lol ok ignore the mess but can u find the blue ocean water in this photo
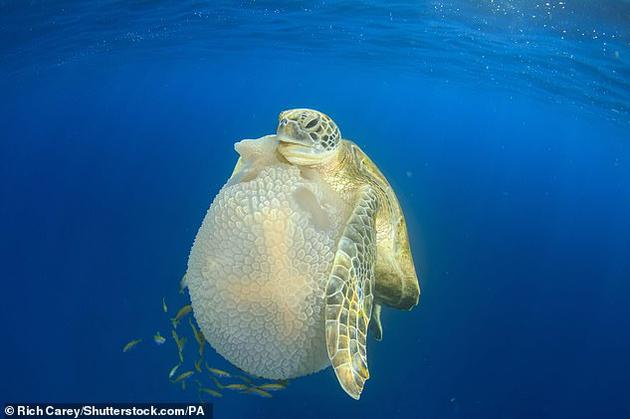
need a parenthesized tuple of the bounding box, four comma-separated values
(1, 1, 629, 418)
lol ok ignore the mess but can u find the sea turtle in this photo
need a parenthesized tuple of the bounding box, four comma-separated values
(186, 109, 420, 400)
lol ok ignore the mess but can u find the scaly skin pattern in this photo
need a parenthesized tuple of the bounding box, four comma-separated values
(306, 140, 420, 310)
(324, 185, 378, 399)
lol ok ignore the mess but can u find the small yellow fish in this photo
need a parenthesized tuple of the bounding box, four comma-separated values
(199, 387, 223, 398)
(173, 370, 194, 383)
(122, 339, 142, 352)
(209, 376, 224, 389)
(171, 329, 187, 362)
(179, 274, 187, 294)
(168, 363, 181, 380)
(153, 331, 166, 345)
(246, 387, 273, 398)
(257, 383, 287, 391)
(162, 297, 168, 313)
(189, 319, 206, 357)
(206, 365, 231, 378)
(224, 384, 248, 390)
(194, 358, 203, 373)
(171, 304, 192, 328)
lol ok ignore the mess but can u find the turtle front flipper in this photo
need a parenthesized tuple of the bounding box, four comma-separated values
(325, 185, 379, 400)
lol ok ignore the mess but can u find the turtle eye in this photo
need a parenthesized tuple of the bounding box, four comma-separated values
(279, 118, 288, 127)
(305, 118, 319, 129)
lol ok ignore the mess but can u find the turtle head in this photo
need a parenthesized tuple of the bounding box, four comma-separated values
(276, 108, 341, 166)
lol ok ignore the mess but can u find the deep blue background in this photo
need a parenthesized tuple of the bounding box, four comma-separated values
(1, 1, 629, 418)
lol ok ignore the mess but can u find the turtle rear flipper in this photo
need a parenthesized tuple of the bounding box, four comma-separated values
(325, 185, 379, 400)
(369, 304, 383, 341)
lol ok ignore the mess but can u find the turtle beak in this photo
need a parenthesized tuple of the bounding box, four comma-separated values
(276, 119, 327, 166)
(276, 119, 310, 146)
(277, 135, 308, 146)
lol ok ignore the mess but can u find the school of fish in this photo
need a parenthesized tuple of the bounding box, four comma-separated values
(122, 283, 289, 401)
